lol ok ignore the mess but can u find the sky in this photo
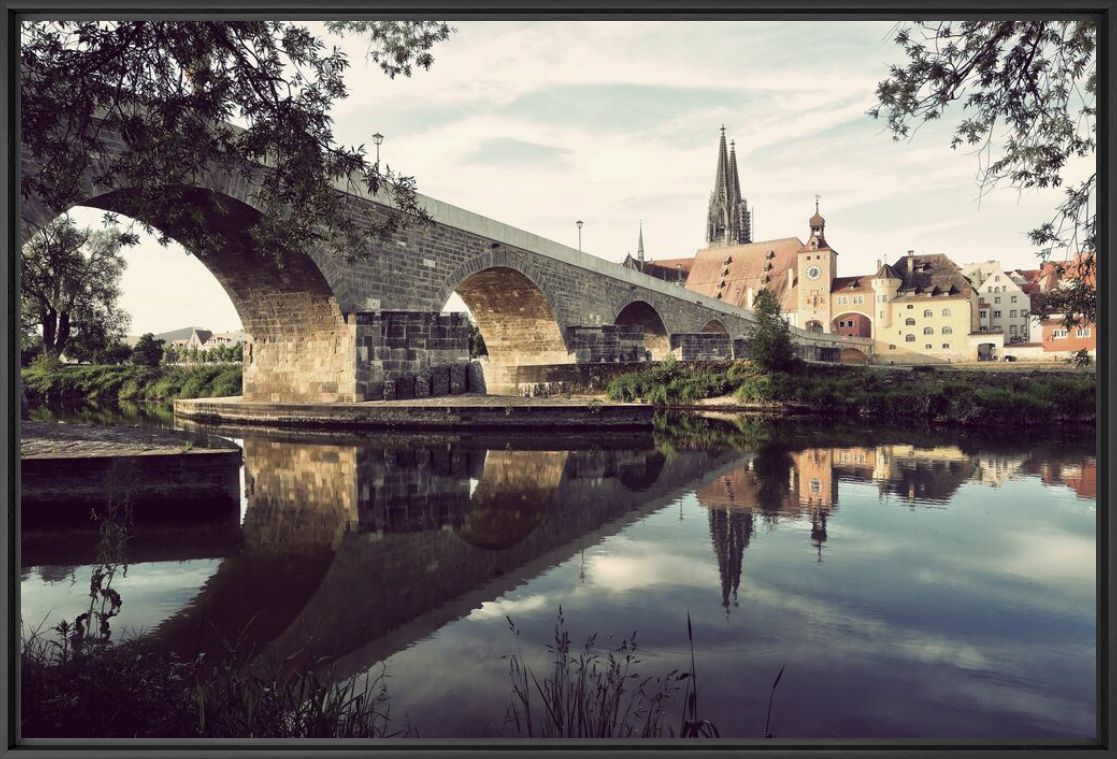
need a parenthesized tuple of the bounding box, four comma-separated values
(65, 20, 1095, 336)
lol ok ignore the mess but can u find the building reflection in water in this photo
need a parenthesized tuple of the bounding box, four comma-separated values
(697, 439, 1097, 616)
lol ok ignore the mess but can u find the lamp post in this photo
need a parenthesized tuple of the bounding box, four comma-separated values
(372, 132, 384, 168)
(576, 220, 583, 251)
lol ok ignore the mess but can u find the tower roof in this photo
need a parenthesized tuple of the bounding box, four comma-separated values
(728, 139, 742, 206)
(809, 195, 825, 228)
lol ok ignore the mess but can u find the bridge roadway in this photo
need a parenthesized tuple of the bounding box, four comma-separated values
(21, 122, 870, 402)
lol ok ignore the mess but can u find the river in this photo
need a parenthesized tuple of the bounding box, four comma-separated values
(19, 401, 1096, 739)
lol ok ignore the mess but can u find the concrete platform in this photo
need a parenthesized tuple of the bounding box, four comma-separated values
(174, 393, 656, 430)
(21, 422, 243, 528)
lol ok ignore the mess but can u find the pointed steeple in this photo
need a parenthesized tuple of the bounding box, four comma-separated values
(713, 125, 729, 199)
(637, 220, 645, 269)
(728, 140, 741, 205)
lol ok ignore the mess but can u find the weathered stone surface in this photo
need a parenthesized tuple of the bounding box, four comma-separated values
(670, 333, 733, 361)
(395, 374, 416, 400)
(414, 371, 432, 398)
(382, 379, 397, 401)
(467, 361, 487, 394)
(449, 363, 467, 394)
(431, 365, 451, 396)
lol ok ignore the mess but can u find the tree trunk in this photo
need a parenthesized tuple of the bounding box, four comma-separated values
(56, 310, 72, 356)
(42, 308, 58, 354)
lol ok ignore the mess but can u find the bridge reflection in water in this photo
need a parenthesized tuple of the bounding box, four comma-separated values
(20, 416, 1097, 738)
(151, 429, 746, 675)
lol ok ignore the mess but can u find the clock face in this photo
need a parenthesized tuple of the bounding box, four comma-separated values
(807, 265, 822, 281)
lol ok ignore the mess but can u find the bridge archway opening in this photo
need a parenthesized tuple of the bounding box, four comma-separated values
(832, 312, 872, 339)
(702, 319, 728, 334)
(25, 187, 352, 402)
(804, 320, 825, 334)
(449, 267, 570, 393)
(839, 347, 870, 365)
(615, 300, 670, 360)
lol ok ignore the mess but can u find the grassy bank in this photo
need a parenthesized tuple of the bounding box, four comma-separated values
(607, 359, 1095, 426)
(22, 363, 242, 404)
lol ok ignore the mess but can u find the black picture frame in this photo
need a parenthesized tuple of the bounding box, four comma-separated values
(2, 1, 1113, 756)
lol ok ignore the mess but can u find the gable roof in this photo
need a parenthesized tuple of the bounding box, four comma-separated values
(685, 237, 804, 309)
(890, 253, 975, 299)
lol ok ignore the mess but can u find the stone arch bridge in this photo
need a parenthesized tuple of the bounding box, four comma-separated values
(20, 123, 869, 402)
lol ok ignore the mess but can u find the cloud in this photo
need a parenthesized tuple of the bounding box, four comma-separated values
(464, 137, 571, 167)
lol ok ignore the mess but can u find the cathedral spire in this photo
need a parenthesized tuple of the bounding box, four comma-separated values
(707, 127, 751, 246)
(637, 220, 645, 268)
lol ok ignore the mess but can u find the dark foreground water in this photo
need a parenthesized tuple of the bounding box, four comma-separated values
(20, 404, 1096, 740)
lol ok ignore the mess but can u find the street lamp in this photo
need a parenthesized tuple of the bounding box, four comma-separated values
(576, 220, 583, 251)
(372, 132, 384, 167)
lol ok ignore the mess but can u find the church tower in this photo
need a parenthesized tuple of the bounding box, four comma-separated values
(795, 197, 837, 332)
(637, 221, 645, 270)
(706, 127, 752, 247)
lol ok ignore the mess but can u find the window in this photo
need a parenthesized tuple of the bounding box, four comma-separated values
(1053, 329, 1068, 339)
(979, 310, 988, 319)
(905, 317, 916, 326)
(889, 344, 897, 350)
(853, 295, 865, 304)
(906, 304, 914, 310)
(1010, 325, 1018, 334)
(942, 343, 950, 349)
(942, 326, 953, 335)
(838, 296, 848, 305)
(942, 308, 951, 316)
(1009, 310, 1017, 318)
(1011, 295, 1018, 303)
(809, 479, 822, 494)
(1077, 327, 1092, 338)
(923, 326, 933, 335)
(877, 295, 888, 302)
(994, 296, 1001, 304)
(993, 310, 1002, 318)
(905, 334, 916, 343)
(925, 344, 933, 350)
(994, 275, 1000, 282)
(923, 309, 933, 317)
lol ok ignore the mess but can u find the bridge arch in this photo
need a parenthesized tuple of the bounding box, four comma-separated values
(614, 299, 670, 360)
(439, 254, 571, 393)
(831, 311, 873, 339)
(702, 319, 729, 334)
(21, 175, 354, 403)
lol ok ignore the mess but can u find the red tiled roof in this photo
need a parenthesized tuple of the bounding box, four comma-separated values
(685, 237, 805, 310)
(831, 275, 872, 293)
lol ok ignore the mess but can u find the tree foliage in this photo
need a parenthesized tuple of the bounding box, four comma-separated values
(747, 289, 797, 372)
(131, 333, 165, 367)
(21, 21, 452, 263)
(21, 215, 131, 359)
(870, 21, 1096, 327)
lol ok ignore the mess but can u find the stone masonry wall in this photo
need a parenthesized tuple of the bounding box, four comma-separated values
(670, 333, 733, 361)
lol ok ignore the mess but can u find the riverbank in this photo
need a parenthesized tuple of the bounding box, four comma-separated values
(606, 360, 1096, 427)
(21, 363, 241, 404)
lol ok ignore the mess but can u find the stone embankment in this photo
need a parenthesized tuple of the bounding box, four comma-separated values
(174, 393, 655, 430)
(21, 422, 242, 527)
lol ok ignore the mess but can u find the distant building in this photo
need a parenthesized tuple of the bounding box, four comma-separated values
(961, 261, 1032, 343)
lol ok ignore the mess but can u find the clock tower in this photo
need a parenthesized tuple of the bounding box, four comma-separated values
(795, 197, 837, 332)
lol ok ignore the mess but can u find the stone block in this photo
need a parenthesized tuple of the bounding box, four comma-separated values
(414, 371, 432, 398)
(382, 379, 397, 401)
(395, 374, 416, 400)
(467, 361, 487, 394)
(431, 365, 451, 396)
(449, 363, 467, 394)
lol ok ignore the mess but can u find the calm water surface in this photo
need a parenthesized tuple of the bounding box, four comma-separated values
(21, 404, 1096, 739)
